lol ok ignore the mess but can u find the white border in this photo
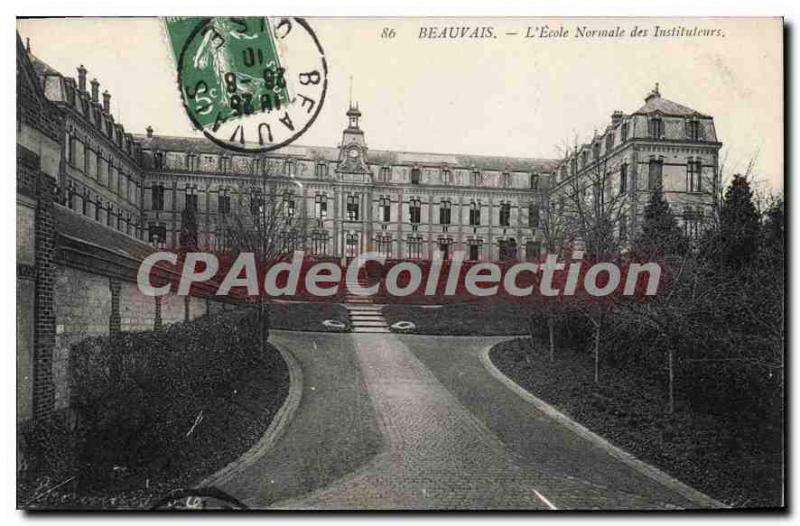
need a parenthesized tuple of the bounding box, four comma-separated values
(4, 2, 794, 525)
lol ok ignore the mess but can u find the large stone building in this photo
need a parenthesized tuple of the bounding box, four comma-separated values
(17, 38, 719, 422)
(550, 84, 721, 250)
(138, 103, 558, 262)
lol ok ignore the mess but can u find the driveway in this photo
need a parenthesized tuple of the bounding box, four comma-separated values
(219, 331, 700, 510)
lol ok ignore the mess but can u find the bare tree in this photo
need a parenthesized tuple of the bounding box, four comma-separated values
(221, 157, 311, 346)
(555, 138, 631, 384)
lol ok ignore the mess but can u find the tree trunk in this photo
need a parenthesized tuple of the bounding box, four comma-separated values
(593, 325, 601, 385)
(548, 315, 556, 363)
(667, 347, 675, 414)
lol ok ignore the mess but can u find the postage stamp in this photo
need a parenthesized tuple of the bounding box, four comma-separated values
(165, 16, 327, 152)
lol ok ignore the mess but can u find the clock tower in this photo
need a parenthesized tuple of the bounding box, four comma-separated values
(337, 102, 370, 176)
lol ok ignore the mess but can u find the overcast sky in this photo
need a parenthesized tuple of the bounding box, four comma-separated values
(17, 17, 783, 192)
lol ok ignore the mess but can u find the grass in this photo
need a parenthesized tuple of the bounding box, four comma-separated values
(489, 337, 784, 508)
(269, 302, 350, 332)
(382, 303, 533, 335)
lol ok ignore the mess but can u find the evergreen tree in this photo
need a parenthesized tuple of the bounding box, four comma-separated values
(179, 205, 198, 252)
(714, 174, 761, 270)
(633, 187, 687, 257)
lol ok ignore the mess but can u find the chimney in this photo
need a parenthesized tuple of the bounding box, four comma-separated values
(645, 82, 661, 103)
(77, 65, 87, 92)
(146, 125, 154, 138)
(102, 90, 111, 112)
(90, 78, 99, 103)
(611, 110, 623, 127)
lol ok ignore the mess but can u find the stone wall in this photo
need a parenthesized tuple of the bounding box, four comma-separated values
(52, 265, 212, 411)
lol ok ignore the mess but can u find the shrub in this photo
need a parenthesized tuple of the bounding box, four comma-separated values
(66, 310, 266, 491)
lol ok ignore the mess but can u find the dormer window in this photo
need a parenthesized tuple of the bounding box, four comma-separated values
(605, 133, 614, 153)
(621, 121, 629, 142)
(471, 169, 481, 186)
(411, 167, 421, 185)
(502, 172, 510, 188)
(593, 142, 600, 160)
(530, 173, 539, 191)
(687, 119, 701, 141)
(442, 167, 451, 185)
(649, 117, 663, 139)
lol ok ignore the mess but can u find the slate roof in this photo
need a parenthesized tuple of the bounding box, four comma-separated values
(54, 206, 155, 262)
(634, 95, 708, 118)
(137, 134, 560, 173)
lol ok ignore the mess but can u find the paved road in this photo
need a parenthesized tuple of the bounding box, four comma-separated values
(219, 331, 699, 510)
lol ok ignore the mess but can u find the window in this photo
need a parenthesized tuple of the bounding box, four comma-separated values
(283, 192, 296, 218)
(605, 133, 614, 153)
(687, 119, 701, 141)
(469, 202, 481, 226)
(471, 169, 481, 186)
(379, 196, 391, 222)
(530, 173, 539, 191)
(593, 142, 600, 160)
(581, 151, 588, 167)
(687, 160, 702, 192)
(152, 184, 164, 211)
(648, 159, 663, 190)
(498, 238, 518, 261)
(619, 163, 628, 194)
(376, 234, 392, 258)
(439, 200, 452, 225)
(502, 172, 510, 188)
(407, 235, 423, 259)
(442, 167, 451, 185)
(438, 237, 453, 260)
(315, 194, 328, 219)
(218, 194, 230, 215)
(281, 230, 297, 253)
(528, 203, 539, 228)
(346, 194, 359, 221)
(220, 156, 231, 173)
(185, 193, 198, 211)
(148, 223, 167, 244)
(649, 117, 663, 139)
(499, 202, 511, 227)
(315, 162, 328, 178)
(411, 167, 421, 185)
(345, 233, 359, 258)
(621, 122, 629, 142)
(311, 231, 329, 255)
(285, 159, 296, 177)
(467, 239, 482, 261)
(380, 166, 391, 182)
(250, 194, 264, 217)
(409, 198, 421, 224)
(684, 209, 703, 240)
(525, 240, 541, 261)
(154, 152, 164, 169)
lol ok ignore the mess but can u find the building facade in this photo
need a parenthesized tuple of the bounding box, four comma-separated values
(550, 84, 721, 249)
(138, 104, 558, 263)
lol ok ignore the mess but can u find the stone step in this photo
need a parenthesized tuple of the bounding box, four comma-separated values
(349, 315, 385, 321)
(349, 321, 389, 327)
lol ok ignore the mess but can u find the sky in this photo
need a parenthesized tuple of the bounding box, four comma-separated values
(17, 17, 784, 192)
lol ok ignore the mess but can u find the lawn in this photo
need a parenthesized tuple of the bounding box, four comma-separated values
(489, 337, 783, 508)
(382, 303, 533, 336)
(269, 301, 350, 332)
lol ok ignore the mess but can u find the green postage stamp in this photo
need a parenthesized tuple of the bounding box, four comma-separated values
(164, 17, 327, 152)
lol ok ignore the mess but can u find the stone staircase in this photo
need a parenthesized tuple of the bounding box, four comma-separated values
(345, 271, 389, 333)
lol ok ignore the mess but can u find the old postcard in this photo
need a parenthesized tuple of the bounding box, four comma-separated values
(15, 16, 784, 510)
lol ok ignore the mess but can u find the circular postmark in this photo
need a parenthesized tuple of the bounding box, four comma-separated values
(173, 17, 327, 153)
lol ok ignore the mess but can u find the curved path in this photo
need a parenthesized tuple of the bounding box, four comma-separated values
(218, 331, 703, 510)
